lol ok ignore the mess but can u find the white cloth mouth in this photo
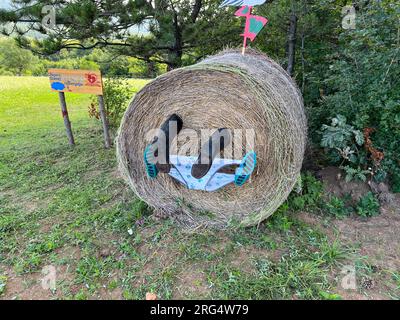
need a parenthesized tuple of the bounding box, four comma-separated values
(168, 155, 242, 192)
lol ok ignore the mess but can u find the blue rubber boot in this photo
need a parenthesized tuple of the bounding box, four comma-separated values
(234, 151, 257, 186)
(144, 144, 159, 178)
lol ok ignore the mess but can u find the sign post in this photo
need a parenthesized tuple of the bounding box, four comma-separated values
(48, 69, 111, 148)
(58, 92, 75, 146)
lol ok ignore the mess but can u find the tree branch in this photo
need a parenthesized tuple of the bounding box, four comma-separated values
(191, 0, 202, 23)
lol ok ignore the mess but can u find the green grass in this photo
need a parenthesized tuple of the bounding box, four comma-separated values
(0, 76, 352, 300)
(0, 76, 148, 147)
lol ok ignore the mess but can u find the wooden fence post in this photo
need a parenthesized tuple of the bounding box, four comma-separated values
(97, 95, 111, 149)
(58, 92, 75, 146)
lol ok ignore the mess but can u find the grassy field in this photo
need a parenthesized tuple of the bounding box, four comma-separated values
(0, 76, 398, 300)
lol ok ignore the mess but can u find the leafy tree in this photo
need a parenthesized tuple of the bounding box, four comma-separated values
(1, 0, 399, 191)
(0, 0, 242, 69)
(0, 37, 38, 75)
(319, 0, 400, 189)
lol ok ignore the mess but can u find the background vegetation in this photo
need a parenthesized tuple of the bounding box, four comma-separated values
(2, 77, 399, 299)
(1, 0, 398, 191)
(0, 0, 399, 300)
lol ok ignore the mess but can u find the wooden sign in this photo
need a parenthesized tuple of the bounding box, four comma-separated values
(48, 69, 111, 149)
(48, 69, 103, 95)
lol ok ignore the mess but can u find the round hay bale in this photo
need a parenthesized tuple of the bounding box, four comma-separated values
(116, 49, 307, 228)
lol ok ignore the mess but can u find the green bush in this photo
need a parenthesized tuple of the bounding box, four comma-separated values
(316, 2, 400, 191)
(0, 67, 13, 76)
(391, 175, 400, 193)
(356, 192, 380, 218)
(89, 77, 134, 128)
(0, 38, 40, 75)
(320, 115, 375, 183)
(324, 196, 352, 218)
(288, 173, 323, 211)
(341, 165, 371, 183)
(320, 115, 364, 164)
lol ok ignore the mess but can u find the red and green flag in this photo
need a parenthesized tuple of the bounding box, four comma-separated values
(234, 6, 268, 53)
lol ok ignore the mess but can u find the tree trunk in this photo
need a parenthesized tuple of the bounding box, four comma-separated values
(286, 12, 297, 77)
(169, 11, 183, 70)
(191, 0, 202, 23)
(300, 32, 305, 94)
(147, 60, 156, 78)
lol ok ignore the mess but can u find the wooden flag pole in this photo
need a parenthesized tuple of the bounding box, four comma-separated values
(58, 92, 75, 146)
(97, 94, 111, 149)
(242, 37, 247, 55)
(241, 6, 252, 55)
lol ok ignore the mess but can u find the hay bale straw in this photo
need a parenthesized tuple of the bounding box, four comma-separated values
(117, 49, 307, 228)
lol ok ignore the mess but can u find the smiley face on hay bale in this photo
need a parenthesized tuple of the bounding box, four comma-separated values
(117, 49, 307, 228)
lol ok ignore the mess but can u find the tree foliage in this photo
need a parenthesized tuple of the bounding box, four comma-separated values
(1, 0, 399, 190)
(317, 0, 400, 189)
(0, 37, 38, 75)
(0, 0, 242, 69)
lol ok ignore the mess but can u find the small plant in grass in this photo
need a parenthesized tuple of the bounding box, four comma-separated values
(341, 165, 371, 183)
(268, 207, 293, 232)
(89, 77, 134, 127)
(324, 196, 352, 218)
(319, 291, 342, 300)
(356, 192, 380, 217)
(288, 173, 323, 211)
(320, 115, 364, 164)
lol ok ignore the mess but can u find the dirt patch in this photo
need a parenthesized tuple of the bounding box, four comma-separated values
(0, 263, 75, 300)
(334, 200, 400, 270)
(315, 166, 400, 270)
(317, 166, 371, 203)
(333, 286, 388, 300)
(228, 245, 281, 274)
(97, 287, 123, 300)
(317, 166, 396, 206)
(296, 189, 400, 300)
(0, 188, 40, 213)
(173, 265, 210, 299)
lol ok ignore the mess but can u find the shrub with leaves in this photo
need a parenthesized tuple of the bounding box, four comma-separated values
(321, 115, 364, 164)
(356, 192, 380, 218)
(320, 115, 373, 182)
(288, 173, 323, 211)
(89, 78, 134, 128)
(341, 165, 371, 183)
(324, 196, 352, 218)
(316, 1, 400, 191)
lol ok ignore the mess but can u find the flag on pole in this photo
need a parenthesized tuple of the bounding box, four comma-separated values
(234, 5, 251, 16)
(235, 6, 268, 42)
(246, 15, 268, 41)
